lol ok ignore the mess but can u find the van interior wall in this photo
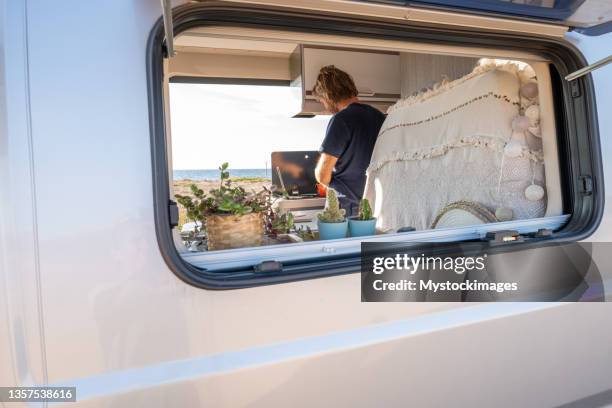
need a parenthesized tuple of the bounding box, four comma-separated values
(168, 50, 291, 80)
(399, 53, 479, 97)
(168, 49, 479, 94)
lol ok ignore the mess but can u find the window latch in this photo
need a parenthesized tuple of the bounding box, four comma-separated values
(484, 230, 523, 245)
(484, 228, 555, 245)
(569, 80, 581, 98)
(579, 175, 593, 196)
(254, 261, 283, 273)
(565, 55, 612, 82)
(531, 228, 554, 238)
(168, 200, 179, 228)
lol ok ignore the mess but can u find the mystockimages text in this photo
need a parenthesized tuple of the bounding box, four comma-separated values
(370, 253, 518, 293)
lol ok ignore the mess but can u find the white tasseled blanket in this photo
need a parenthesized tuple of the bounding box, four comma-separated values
(364, 62, 546, 231)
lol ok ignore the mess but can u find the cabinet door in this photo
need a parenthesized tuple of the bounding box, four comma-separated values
(303, 47, 401, 99)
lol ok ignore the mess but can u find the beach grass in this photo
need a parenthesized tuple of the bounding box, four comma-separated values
(229, 177, 271, 183)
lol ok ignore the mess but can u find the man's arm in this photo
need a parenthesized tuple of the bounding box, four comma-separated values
(315, 153, 338, 186)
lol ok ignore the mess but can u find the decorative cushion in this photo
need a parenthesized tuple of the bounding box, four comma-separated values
(364, 60, 547, 231)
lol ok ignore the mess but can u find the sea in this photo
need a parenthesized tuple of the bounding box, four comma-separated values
(173, 168, 271, 181)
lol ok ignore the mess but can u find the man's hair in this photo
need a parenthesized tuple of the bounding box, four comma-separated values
(312, 65, 358, 104)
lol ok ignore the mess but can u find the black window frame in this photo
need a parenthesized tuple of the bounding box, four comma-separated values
(147, 2, 604, 290)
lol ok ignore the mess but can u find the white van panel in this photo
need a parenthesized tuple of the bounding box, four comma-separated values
(0, 1, 611, 407)
(0, 0, 48, 388)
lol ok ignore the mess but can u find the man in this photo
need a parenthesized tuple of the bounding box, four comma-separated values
(313, 65, 386, 216)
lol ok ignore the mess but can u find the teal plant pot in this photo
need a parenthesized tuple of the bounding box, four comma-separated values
(348, 217, 377, 237)
(317, 220, 348, 240)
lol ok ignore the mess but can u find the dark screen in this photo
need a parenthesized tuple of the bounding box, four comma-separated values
(271, 151, 320, 196)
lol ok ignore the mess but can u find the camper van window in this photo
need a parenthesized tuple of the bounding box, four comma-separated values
(147, 10, 603, 287)
(167, 55, 571, 273)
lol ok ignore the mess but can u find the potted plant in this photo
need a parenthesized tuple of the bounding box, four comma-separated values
(348, 198, 377, 237)
(175, 163, 272, 250)
(317, 188, 348, 240)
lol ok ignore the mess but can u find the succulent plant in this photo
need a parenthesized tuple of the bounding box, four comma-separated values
(317, 188, 346, 223)
(270, 211, 295, 235)
(297, 225, 316, 241)
(357, 198, 374, 221)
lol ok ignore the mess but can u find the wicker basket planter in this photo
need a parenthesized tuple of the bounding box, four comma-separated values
(205, 212, 264, 251)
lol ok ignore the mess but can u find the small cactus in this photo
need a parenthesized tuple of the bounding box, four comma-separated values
(357, 198, 373, 221)
(317, 188, 346, 223)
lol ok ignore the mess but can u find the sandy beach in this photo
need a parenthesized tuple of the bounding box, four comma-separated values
(173, 178, 272, 196)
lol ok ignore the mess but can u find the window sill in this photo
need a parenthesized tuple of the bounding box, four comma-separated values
(180, 214, 570, 272)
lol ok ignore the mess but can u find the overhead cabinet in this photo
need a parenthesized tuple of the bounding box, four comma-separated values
(290, 45, 401, 116)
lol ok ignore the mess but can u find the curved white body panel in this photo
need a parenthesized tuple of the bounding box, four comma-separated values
(1, 1, 611, 406)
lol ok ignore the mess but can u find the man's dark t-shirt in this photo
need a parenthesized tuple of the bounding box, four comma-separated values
(319, 103, 386, 215)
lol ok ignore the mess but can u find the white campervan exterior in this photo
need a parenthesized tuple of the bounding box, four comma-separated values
(1, 1, 611, 406)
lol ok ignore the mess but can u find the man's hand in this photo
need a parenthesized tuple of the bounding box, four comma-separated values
(315, 153, 338, 187)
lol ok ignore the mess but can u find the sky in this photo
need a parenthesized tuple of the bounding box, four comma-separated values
(169, 83, 331, 170)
